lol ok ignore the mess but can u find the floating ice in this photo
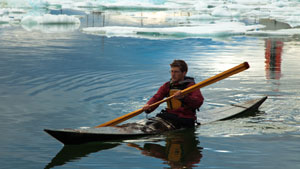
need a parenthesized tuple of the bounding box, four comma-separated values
(74, 1, 95, 8)
(211, 6, 239, 17)
(194, 1, 208, 11)
(285, 16, 300, 28)
(82, 22, 264, 39)
(0, 0, 49, 8)
(93, 0, 169, 10)
(246, 29, 300, 37)
(189, 14, 215, 20)
(21, 23, 80, 33)
(1, 0, 300, 36)
(20, 14, 81, 32)
(21, 14, 80, 25)
(0, 16, 10, 23)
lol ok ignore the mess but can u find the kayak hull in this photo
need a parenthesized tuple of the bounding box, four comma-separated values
(44, 128, 151, 145)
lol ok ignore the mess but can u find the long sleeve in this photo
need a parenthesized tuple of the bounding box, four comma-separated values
(146, 82, 169, 113)
(182, 82, 204, 110)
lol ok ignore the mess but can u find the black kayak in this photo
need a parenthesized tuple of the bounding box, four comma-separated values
(45, 96, 267, 145)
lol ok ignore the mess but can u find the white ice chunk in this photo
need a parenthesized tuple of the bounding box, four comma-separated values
(21, 14, 80, 25)
(189, 14, 215, 20)
(82, 22, 264, 39)
(20, 14, 81, 32)
(247, 28, 300, 37)
(22, 23, 80, 33)
(0, 8, 26, 16)
(234, 0, 269, 5)
(2, 0, 48, 8)
(71, 0, 169, 10)
(74, 1, 95, 8)
(285, 16, 300, 28)
(2, 0, 300, 37)
(8, 8, 26, 14)
(211, 6, 240, 17)
(194, 1, 208, 10)
(0, 16, 10, 23)
(212, 6, 232, 17)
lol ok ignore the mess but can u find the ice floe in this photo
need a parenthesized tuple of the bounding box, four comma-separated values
(246, 29, 300, 37)
(1, 0, 300, 35)
(0, 16, 10, 23)
(21, 14, 80, 25)
(1, 0, 49, 8)
(18, 14, 81, 33)
(21, 23, 80, 33)
(82, 22, 264, 39)
(211, 6, 240, 17)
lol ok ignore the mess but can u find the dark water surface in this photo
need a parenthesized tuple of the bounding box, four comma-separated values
(1, 24, 300, 168)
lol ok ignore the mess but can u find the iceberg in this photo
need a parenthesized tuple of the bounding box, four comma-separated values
(21, 14, 80, 25)
(0, 0, 49, 8)
(82, 22, 264, 39)
(1, 0, 300, 37)
(211, 6, 240, 17)
(21, 23, 80, 33)
(20, 14, 81, 32)
(246, 29, 300, 37)
(0, 16, 10, 24)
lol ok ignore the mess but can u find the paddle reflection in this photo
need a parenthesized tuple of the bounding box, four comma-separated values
(128, 129, 203, 168)
(44, 142, 120, 169)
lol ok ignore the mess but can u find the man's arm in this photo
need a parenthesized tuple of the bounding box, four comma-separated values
(143, 82, 169, 113)
(182, 83, 204, 110)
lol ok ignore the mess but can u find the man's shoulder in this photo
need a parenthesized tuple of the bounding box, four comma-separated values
(156, 81, 170, 94)
(181, 76, 195, 84)
(184, 76, 195, 81)
(162, 81, 171, 87)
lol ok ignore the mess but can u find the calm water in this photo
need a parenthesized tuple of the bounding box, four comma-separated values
(1, 15, 300, 169)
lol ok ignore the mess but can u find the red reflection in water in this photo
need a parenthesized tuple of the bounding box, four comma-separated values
(265, 39, 283, 80)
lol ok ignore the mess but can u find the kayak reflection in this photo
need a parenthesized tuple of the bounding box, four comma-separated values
(44, 142, 120, 169)
(128, 129, 203, 168)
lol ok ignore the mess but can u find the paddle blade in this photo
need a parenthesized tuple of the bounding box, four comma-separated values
(181, 62, 249, 95)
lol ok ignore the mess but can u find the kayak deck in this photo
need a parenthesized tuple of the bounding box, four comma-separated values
(198, 96, 268, 124)
(45, 127, 151, 145)
(45, 96, 267, 145)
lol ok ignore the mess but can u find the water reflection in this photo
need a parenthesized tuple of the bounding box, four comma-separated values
(128, 129, 203, 168)
(44, 129, 202, 169)
(44, 142, 120, 169)
(265, 38, 283, 80)
(265, 38, 283, 92)
(85, 11, 106, 27)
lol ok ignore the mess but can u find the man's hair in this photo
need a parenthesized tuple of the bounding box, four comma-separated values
(170, 60, 188, 73)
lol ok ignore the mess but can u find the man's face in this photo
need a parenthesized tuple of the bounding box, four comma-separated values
(170, 67, 186, 82)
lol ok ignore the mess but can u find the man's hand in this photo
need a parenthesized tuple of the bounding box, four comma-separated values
(142, 104, 151, 114)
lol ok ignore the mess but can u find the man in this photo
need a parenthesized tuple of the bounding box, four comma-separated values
(143, 60, 204, 129)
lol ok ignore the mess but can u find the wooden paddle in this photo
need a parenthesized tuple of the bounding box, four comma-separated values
(95, 62, 250, 128)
